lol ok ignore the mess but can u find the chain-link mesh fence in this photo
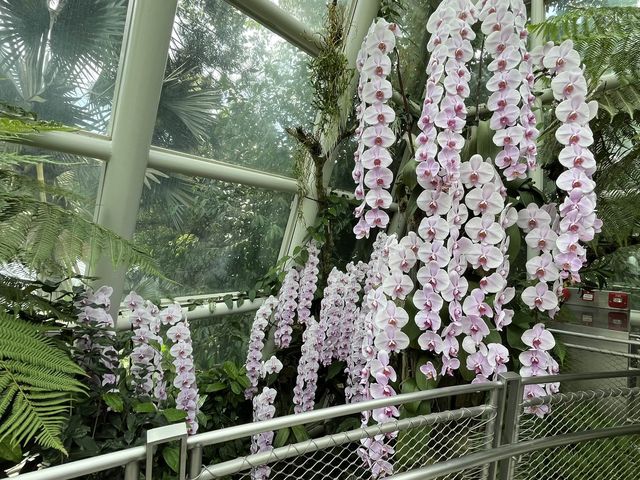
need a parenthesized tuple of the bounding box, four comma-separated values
(514, 379, 640, 480)
(198, 404, 497, 480)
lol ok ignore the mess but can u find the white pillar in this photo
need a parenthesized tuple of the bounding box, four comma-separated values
(92, 0, 178, 315)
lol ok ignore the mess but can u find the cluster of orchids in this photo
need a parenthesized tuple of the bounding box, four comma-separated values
(73, 286, 119, 390)
(242, 0, 600, 478)
(353, 18, 400, 239)
(480, 0, 539, 179)
(517, 39, 602, 316)
(124, 292, 200, 434)
(520, 323, 559, 417)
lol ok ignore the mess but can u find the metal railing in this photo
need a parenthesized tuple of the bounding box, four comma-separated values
(12, 356, 640, 480)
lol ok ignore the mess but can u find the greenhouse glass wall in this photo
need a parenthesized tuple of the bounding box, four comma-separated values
(1, 0, 640, 479)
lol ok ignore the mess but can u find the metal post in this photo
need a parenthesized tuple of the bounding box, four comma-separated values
(189, 445, 203, 480)
(486, 379, 508, 480)
(497, 372, 524, 480)
(91, 0, 178, 314)
(124, 461, 140, 480)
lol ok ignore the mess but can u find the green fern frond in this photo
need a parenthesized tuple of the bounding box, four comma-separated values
(594, 81, 640, 119)
(0, 314, 87, 453)
(531, 7, 640, 81)
(0, 189, 163, 278)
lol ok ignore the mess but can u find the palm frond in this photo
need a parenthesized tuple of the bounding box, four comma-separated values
(0, 314, 86, 453)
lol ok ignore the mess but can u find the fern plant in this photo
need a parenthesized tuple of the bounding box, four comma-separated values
(0, 314, 86, 453)
(0, 106, 162, 279)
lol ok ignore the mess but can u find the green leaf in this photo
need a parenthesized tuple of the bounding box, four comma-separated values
(223, 294, 234, 310)
(133, 401, 156, 414)
(327, 361, 345, 380)
(291, 424, 309, 442)
(506, 224, 521, 262)
(553, 340, 568, 366)
(0, 437, 22, 463)
(162, 408, 187, 423)
(102, 392, 124, 413)
(223, 361, 238, 377)
(203, 382, 227, 393)
(485, 329, 502, 345)
(274, 428, 291, 448)
(230, 382, 242, 395)
(162, 445, 180, 473)
(506, 325, 528, 352)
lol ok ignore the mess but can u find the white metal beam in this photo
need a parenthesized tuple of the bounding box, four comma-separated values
(223, 0, 322, 57)
(92, 0, 179, 315)
(147, 146, 298, 193)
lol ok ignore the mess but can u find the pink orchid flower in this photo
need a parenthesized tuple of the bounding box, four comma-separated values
(375, 301, 409, 329)
(362, 53, 392, 79)
(417, 189, 453, 215)
(418, 331, 444, 353)
(525, 225, 559, 252)
(417, 261, 451, 292)
(543, 39, 580, 74)
(478, 272, 507, 294)
(461, 315, 490, 344)
(365, 187, 393, 209)
(414, 284, 444, 313)
(382, 271, 413, 300)
(465, 183, 504, 215)
(364, 166, 394, 189)
(418, 215, 449, 241)
(441, 271, 469, 302)
(459, 154, 495, 188)
(517, 203, 552, 232)
(522, 283, 558, 312)
(526, 253, 560, 282)
(465, 215, 505, 244)
(415, 309, 441, 331)
(362, 78, 393, 104)
(365, 208, 390, 229)
(418, 240, 450, 268)
(420, 362, 438, 380)
(375, 326, 410, 353)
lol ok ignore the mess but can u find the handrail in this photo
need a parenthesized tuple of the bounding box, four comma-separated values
(13, 446, 146, 480)
(197, 406, 492, 479)
(187, 381, 501, 448)
(386, 424, 640, 480)
(549, 328, 640, 347)
(562, 342, 640, 360)
(521, 368, 640, 385)
(522, 386, 640, 408)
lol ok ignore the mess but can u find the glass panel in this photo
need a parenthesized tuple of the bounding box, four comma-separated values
(330, 136, 357, 191)
(0, 143, 102, 217)
(191, 311, 255, 369)
(153, 0, 315, 176)
(128, 174, 293, 297)
(268, 0, 349, 31)
(0, 0, 129, 134)
(546, 0, 639, 16)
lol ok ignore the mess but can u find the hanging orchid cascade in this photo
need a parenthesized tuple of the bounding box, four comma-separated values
(353, 19, 400, 239)
(124, 292, 200, 435)
(243, 1, 601, 478)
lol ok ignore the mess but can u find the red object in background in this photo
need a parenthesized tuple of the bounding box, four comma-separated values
(608, 311, 628, 331)
(608, 292, 629, 309)
(581, 289, 595, 302)
(561, 288, 571, 301)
